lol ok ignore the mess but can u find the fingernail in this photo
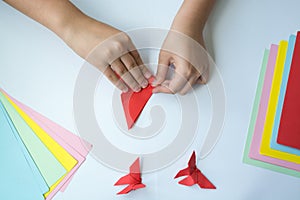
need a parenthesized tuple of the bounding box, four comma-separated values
(161, 82, 169, 87)
(144, 71, 152, 79)
(122, 87, 128, 93)
(141, 80, 148, 88)
(134, 86, 141, 92)
(151, 79, 157, 86)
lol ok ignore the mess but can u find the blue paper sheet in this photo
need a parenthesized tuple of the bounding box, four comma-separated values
(0, 102, 49, 194)
(0, 103, 44, 200)
(0, 92, 66, 187)
(270, 34, 300, 156)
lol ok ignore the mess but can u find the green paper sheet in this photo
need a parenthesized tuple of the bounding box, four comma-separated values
(243, 49, 300, 178)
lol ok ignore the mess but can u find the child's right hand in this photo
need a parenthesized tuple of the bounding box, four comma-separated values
(4, 0, 152, 92)
(63, 16, 151, 92)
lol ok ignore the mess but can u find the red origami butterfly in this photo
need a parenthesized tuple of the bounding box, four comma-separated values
(114, 157, 146, 194)
(174, 151, 216, 189)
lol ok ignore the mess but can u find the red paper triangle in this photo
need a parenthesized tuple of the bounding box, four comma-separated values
(121, 77, 154, 129)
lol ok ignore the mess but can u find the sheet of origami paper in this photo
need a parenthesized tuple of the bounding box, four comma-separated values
(0, 92, 67, 187)
(2, 91, 80, 195)
(243, 47, 300, 177)
(0, 102, 49, 194)
(0, 103, 45, 200)
(277, 32, 300, 150)
(270, 35, 300, 155)
(1, 91, 90, 199)
(259, 41, 300, 164)
(4, 91, 92, 194)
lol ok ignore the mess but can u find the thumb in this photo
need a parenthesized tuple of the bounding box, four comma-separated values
(153, 51, 170, 86)
(197, 67, 209, 84)
(152, 80, 172, 94)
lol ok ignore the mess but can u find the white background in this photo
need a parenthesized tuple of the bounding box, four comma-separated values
(1, 0, 300, 199)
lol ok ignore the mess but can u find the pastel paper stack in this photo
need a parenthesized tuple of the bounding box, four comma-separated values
(243, 32, 300, 178)
(0, 90, 92, 199)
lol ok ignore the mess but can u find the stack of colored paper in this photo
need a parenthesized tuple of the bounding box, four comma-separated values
(0, 90, 92, 199)
(243, 32, 300, 178)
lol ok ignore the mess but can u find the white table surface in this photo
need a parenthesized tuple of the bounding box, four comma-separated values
(1, 0, 300, 199)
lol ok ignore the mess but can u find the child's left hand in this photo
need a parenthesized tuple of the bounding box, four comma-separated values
(152, 0, 214, 95)
(152, 30, 209, 95)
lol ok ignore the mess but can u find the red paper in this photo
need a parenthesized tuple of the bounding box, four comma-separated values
(277, 31, 300, 150)
(174, 151, 216, 189)
(114, 158, 146, 195)
(121, 77, 154, 129)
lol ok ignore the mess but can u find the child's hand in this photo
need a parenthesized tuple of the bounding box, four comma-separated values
(152, 0, 214, 95)
(152, 31, 209, 95)
(4, 0, 151, 93)
(65, 18, 151, 93)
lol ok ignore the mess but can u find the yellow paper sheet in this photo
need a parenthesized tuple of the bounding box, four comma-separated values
(4, 94, 78, 197)
(260, 40, 300, 164)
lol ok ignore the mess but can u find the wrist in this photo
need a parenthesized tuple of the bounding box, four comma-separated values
(60, 13, 121, 58)
(170, 14, 204, 46)
(170, 0, 214, 45)
(56, 10, 89, 45)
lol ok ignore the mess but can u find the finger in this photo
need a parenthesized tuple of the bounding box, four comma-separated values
(152, 80, 172, 93)
(103, 67, 128, 92)
(152, 85, 172, 93)
(130, 50, 152, 79)
(121, 53, 148, 89)
(168, 59, 192, 93)
(111, 58, 128, 78)
(153, 51, 170, 86)
(111, 57, 140, 92)
(168, 72, 188, 93)
(199, 68, 209, 84)
(179, 76, 199, 95)
(197, 67, 209, 84)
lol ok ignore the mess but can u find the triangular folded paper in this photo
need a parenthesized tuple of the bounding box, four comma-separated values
(121, 77, 154, 129)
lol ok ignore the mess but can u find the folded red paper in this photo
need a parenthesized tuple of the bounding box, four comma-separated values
(121, 77, 154, 129)
(114, 157, 146, 195)
(174, 151, 216, 189)
(277, 31, 300, 150)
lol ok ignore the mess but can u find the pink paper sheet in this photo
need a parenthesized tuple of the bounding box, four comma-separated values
(4, 91, 92, 199)
(249, 44, 300, 171)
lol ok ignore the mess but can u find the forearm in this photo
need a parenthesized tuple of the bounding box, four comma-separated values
(4, 0, 121, 58)
(171, 0, 215, 40)
(4, 0, 152, 91)
(4, 0, 88, 43)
